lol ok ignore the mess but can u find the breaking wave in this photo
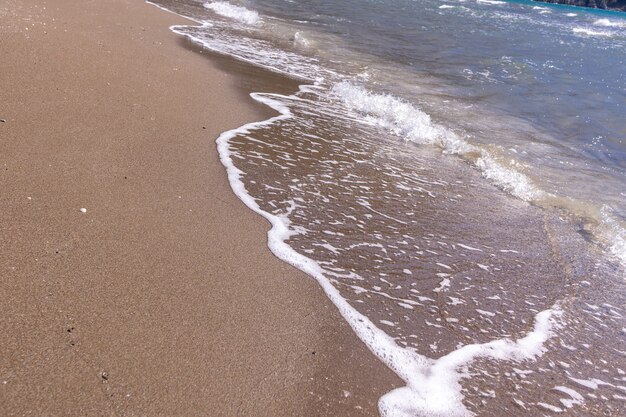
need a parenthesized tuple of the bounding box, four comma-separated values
(331, 82, 544, 202)
(204, 1, 260, 25)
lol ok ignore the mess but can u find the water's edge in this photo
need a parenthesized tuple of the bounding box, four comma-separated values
(144, 3, 576, 416)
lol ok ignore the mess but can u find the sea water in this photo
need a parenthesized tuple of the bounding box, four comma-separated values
(148, 0, 625, 415)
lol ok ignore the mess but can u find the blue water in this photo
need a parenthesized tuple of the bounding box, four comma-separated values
(163, 0, 626, 229)
(209, 0, 626, 257)
(254, 0, 626, 187)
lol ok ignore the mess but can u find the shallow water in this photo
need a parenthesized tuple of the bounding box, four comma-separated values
(149, 0, 625, 415)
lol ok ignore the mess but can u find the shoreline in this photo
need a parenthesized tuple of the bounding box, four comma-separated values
(140, 2, 626, 416)
(0, 0, 401, 415)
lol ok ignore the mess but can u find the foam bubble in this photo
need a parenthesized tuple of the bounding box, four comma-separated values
(456, 243, 482, 252)
(293, 31, 312, 48)
(331, 82, 468, 151)
(168, 23, 332, 81)
(204, 1, 260, 25)
(378, 306, 563, 417)
(593, 18, 626, 28)
(553, 386, 584, 409)
(475, 154, 543, 201)
(532, 6, 551, 13)
(572, 27, 614, 38)
(599, 206, 626, 267)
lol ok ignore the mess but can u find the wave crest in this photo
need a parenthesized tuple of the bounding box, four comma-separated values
(572, 27, 614, 38)
(203, 1, 260, 25)
(331, 82, 543, 201)
(593, 18, 626, 28)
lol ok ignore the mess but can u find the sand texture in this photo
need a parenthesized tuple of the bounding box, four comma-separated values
(0, 0, 401, 415)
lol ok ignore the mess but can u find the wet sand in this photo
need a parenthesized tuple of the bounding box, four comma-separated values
(0, 0, 401, 415)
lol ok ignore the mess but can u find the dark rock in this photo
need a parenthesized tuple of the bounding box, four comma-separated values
(533, 0, 625, 10)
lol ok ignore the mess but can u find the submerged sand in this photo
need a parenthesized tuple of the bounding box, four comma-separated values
(0, 0, 401, 415)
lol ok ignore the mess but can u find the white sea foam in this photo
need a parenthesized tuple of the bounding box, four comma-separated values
(165, 0, 339, 82)
(331, 82, 452, 147)
(379, 306, 562, 417)
(593, 18, 626, 28)
(569, 376, 611, 390)
(537, 402, 563, 413)
(168, 22, 333, 81)
(439, 5, 456, 9)
(532, 6, 551, 13)
(456, 243, 482, 252)
(476, 0, 506, 5)
(145, 0, 206, 23)
(331, 82, 544, 201)
(434, 277, 451, 292)
(553, 385, 585, 408)
(572, 27, 614, 37)
(204, 1, 260, 25)
(293, 31, 311, 48)
(474, 154, 542, 201)
(599, 206, 626, 267)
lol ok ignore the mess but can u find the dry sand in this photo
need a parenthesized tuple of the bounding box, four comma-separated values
(0, 0, 401, 415)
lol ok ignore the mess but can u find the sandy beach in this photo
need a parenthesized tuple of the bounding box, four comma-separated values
(0, 0, 401, 415)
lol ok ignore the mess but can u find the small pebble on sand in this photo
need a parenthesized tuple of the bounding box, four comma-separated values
(80, 208, 87, 213)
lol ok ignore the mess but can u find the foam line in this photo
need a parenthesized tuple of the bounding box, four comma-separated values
(572, 27, 614, 37)
(331, 82, 544, 202)
(203, 1, 260, 25)
(593, 18, 626, 28)
(145, 0, 205, 24)
(215, 90, 564, 417)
